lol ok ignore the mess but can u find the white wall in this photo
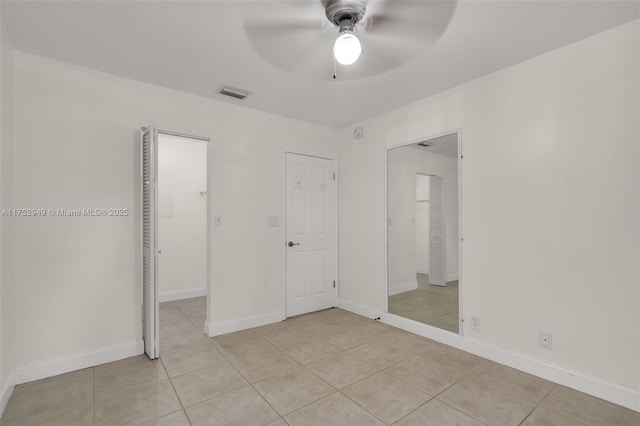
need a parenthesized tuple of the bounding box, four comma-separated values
(339, 20, 639, 396)
(386, 148, 417, 293)
(0, 7, 16, 413)
(5, 14, 639, 412)
(13, 52, 337, 374)
(158, 134, 207, 301)
(387, 147, 458, 293)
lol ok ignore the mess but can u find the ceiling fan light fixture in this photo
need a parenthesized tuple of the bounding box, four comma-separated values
(333, 29, 362, 65)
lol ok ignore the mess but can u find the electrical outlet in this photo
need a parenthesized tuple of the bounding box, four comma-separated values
(539, 332, 552, 350)
(470, 315, 481, 331)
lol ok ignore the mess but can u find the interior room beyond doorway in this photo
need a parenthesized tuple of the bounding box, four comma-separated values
(157, 134, 208, 306)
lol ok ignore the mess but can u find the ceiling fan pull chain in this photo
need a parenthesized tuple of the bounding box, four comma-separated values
(333, 58, 337, 80)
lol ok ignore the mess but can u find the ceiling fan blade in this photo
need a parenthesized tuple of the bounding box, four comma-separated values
(361, 0, 457, 46)
(242, 0, 336, 73)
(242, 0, 458, 79)
(244, 19, 334, 72)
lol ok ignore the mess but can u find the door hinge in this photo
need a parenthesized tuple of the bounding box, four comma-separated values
(333, 172, 336, 181)
(333, 280, 336, 288)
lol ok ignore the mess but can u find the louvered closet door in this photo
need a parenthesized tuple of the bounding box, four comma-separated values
(428, 176, 446, 287)
(141, 126, 159, 359)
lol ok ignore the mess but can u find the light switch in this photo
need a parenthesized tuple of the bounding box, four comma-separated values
(214, 215, 222, 226)
(268, 215, 279, 227)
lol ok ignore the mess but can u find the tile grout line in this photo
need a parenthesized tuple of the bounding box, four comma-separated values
(532, 384, 590, 426)
(222, 315, 390, 422)
(207, 331, 287, 423)
(385, 361, 491, 426)
(335, 363, 434, 426)
(163, 300, 615, 426)
(415, 374, 484, 423)
(517, 407, 536, 426)
(8, 300, 630, 426)
(337, 389, 391, 425)
(159, 354, 193, 426)
(302, 331, 421, 425)
(429, 366, 551, 426)
(93, 367, 96, 426)
(157, 306, 195, 426)
(278, 365, 340, 418)
(390, 397, 491, 426)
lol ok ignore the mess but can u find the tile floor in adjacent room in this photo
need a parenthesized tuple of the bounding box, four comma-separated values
(388, 273, 459, 333)
(2, 296, 639, 425)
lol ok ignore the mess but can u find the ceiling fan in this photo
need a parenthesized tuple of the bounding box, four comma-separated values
(243, 0, 457, 80)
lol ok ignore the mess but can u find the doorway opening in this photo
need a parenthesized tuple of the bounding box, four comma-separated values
(141, 127, 209, 359)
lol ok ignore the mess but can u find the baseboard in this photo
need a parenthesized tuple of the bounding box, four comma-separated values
(15, 340, 144, 385)
(159, 287, 207, 303)
(415, 270, 459, 283)
(388, 280, 418, 296)
(381, 312, 639, 412)
(206, 311, 285, 337)
(336, 298, 383, 320)
(462, 336, 640, 412)
(1, 368, 16, 417)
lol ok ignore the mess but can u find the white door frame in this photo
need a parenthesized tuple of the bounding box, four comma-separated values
(384, 129, 464, 335)
(141, 127, 211, 359)
(283, 151, 339, 318)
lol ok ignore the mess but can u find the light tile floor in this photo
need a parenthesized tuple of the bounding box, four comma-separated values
(2, 297, 639, 425)
(389, 273, 459, 333)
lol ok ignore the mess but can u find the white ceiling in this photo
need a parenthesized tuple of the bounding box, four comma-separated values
(3, 1, 638, 129)
(408, 132, 458, 157)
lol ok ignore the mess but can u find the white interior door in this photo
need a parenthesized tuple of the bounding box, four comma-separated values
(286, 153, 337, 317)
(141, 126, 159, 359)
(428, 176, 446, 286)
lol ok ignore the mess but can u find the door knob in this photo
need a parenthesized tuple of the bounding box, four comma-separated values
(288, 241, 300, 247)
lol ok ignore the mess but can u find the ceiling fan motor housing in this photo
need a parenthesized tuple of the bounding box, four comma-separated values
(324, 0, 367, 27)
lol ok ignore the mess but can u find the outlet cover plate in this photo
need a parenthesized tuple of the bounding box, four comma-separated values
(470, 315, 481, 331)
(539, 332, 553, 350)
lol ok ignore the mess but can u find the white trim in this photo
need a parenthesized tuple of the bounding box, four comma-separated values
(381, 312, 639, 412)
(281, 151, 288, 319)
(416, 267, 429, 275)
(388, 280, 418, 296)
(456, 129, 464, 337)
(15, 340, 143, 385)
(336, 298, 383, 320)
(159, 287, 207, 303)
(1, 368, 15, 417)
(206, 311, 285, 337)
(205, 137, 212, 334)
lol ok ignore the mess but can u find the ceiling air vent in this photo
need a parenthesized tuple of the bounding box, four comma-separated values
(218, 85, 251, 100)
